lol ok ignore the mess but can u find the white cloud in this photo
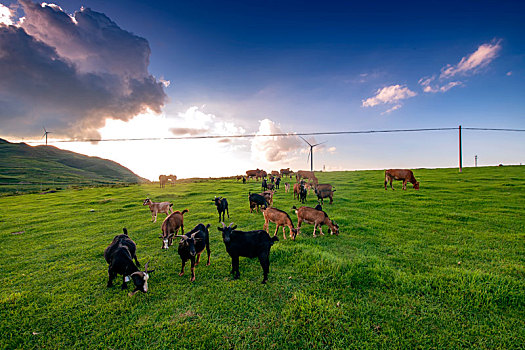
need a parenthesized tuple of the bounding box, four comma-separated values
(0, 4, 13, 26)
(420, 78, 462, 93)
(381, 104, 402, 115)
(506, 71, 512, 76)
(170, 106, 245, 137)
(362, 84, 417, 108)
(251, 119, 301, 162)
(440, 40, 501, 79)
(0, 0, 167, 140)
(327, 146, 336, 154)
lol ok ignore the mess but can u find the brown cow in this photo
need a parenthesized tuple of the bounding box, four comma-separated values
(384, 169, 419, 190)
(296, 170, 318, 185)
(280, 168, 293, 179)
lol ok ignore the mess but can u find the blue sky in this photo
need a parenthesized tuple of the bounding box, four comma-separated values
(0, 0, 524, 179)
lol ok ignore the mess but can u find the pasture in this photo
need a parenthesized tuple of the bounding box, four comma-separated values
(1, 166, 524, 349)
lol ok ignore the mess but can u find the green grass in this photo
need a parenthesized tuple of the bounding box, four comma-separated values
(1, 166, 524, 349)
(0, 139, 146, 195)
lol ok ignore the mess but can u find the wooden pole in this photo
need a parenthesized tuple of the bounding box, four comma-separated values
(459, 125, 462, 173)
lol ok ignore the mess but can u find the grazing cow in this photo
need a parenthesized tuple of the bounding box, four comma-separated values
(249, 192, 268, 213)
(262, 207, 298, 240)
(143, 198, 174, 223)
(296, 170, 318, 184)
(167, 174, 177, 186)
(315, 188, 335, 205)
(293, 206, 339, 237)
(175, 223, 211, 282)
(218, 222, 279, 283)
(384, 169, 420, 190)
(104, 228, 154, 296)
(262, 178, 268, 191)
(213, 196, 229, 222)
(246, 169, 259, 180)
(285, 182, 290, 193)
(160, 209, 189, 249)
(275, 177, 281, 189)
(280, 168, 293, 179)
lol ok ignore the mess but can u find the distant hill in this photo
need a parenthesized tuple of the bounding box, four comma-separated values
(0, 138, 148, 193)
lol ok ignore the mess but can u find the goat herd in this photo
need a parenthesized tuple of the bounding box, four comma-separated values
(104, 168, 419, 296)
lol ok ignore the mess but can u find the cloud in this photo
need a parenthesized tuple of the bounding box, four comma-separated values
(420, 77, 463, 93)
(170, 106, 245, 137)
(506, 71, 512, 76)
(327, 146, 336, 154)
(0, 0, 167, 139)
(381, 104, 402, 115)
(251, 119, 301, 162)
(440, 40, 501, 79)
(362, 84, 416, 108)
(0, 4, 13, 26)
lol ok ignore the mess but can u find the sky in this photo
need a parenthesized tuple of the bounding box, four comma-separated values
(0, 0, 524, 180)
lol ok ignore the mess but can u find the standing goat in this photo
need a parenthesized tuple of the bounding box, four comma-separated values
(262, 207, 298, 240)
(175, 223, 211, 282)
(143, 198, 174, 223)
(218, 222, 278, 284)
(104, 228, 154, 296)
(160, 209, 188, 249)
(213, 197, 229, 222)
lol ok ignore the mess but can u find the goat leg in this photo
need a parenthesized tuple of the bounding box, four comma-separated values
(179, 259, 186, 276)
(190, 258, 196, 282)
(196, 253, 201, 265)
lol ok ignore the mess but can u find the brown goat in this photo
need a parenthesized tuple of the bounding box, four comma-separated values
(160, 209, 189, 249)
(384, 169, 419, 190)
(293, 206, 339, 237)
(143, 198, 174, 222)
(261, 190, 275, 206)
(262, 207, 298, 240)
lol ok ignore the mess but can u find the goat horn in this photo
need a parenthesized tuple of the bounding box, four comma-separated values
(228, 222, 234, 228)
(221, 222, 226, 228)
(144, 261, 150, 271)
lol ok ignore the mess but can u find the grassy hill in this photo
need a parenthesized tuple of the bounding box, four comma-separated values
(0, 138, 147, 194)
(0, 166, 524, 349)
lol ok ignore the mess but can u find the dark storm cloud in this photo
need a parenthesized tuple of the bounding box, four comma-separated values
(0, 0, 167, 139)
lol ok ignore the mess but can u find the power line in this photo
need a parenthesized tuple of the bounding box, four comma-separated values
(17, 126, 525, 144)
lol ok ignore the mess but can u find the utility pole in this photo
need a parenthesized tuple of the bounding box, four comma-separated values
(459, 125, 462, 173)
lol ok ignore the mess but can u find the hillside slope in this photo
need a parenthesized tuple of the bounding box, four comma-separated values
(0, 138, 147, 191)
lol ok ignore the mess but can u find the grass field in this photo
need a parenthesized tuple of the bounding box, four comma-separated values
(1, 166, 524, 349)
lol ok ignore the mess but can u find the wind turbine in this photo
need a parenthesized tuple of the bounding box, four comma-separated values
(42, 127, 52, 146)
(299, 136, 326, 172)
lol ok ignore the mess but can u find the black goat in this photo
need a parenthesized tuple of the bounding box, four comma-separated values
(218, 222, 278, 283)
(275, 177, 281, 189)
(262, 178, 268, 191)
(104, 228, 154, 296)
(249, 192, 268, 213)
(213, 196, 229, 222)
(175, 223, 211, 282)
(315, 188, 335, 205)
(299, 184, 307, 203)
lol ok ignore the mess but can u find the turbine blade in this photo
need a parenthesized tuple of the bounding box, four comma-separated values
(299, 135, 312, 146)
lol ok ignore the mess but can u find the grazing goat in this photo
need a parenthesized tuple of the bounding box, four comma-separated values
(293, 183, 302, 200)
(213, 196, 229, 222)
(296, 170, 318, 185)
(293, 206, 339, 237)
(104, 228, 154, 296)
(314, 204, 323, 211)
(249, 192, 268, 213)
(262, 207, 298, 240)
(316, 183, 333, 192)
(261, 190, 275, 207)
(267, 182, 275, 191)
(175, 223, 211, 282)
(271, 170, 279, 177)
(160, 209, 189, 249)
(159, 175, 168, 188)
(384, 169, 420, 190)
(285, 182, 290, 193)
(143, 198, 174, 223)
(218, 222, 278, 283)
(280, 168, 293, 179)
(315, 188, 335, 205)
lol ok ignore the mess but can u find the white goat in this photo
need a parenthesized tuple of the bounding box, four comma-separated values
(143, 198, 174, 222)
